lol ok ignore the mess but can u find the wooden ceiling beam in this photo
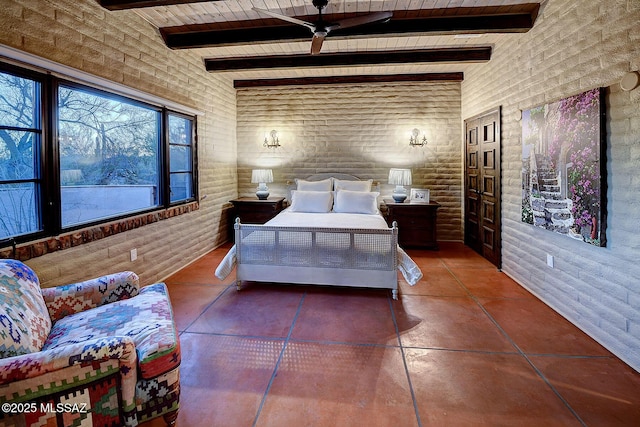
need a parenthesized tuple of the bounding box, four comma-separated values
(98, 0, 215, 10)
(205, 47, 491, 72)
(233, 72, 464, 88)
(163, 13, 536, 49)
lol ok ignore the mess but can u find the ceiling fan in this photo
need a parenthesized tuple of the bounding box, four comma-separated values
(253, 0, 393, 55)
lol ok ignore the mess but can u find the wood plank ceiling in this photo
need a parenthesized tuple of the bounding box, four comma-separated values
(97, 0, 543, 85)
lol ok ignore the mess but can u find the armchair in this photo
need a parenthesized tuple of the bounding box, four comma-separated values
(0, 259, 180, 427)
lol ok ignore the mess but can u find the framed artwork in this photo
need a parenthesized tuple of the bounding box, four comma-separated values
(410, 188, 430, 204)
(521, 87, 606, 247)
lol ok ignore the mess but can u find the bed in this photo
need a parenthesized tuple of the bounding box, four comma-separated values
(215, 174, 422, 299)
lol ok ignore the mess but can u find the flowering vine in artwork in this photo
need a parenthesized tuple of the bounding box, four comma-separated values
(521, 88, 606, 247)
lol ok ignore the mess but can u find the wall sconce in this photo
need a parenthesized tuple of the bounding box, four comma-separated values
(263, 130, 281, 148)
(620, 71, 640, 92)
(251, 169, 273, 200)
(388, 168, 412, 202)
(409, 128, 427, 147)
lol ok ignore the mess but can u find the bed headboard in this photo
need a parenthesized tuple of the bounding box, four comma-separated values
(305, 173, 361, 181)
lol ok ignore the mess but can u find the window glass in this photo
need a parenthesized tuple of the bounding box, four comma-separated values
(170, 173, 192, 202)
(0, 73, 38, 129)
(170, 144, 190, 172)
(168, 114, 194, 203)
(0, 71, 41, 239)
(58, 85, 161, 227)
(0, 130, 36, 179)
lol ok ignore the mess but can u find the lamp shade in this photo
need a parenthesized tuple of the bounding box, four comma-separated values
(251, 169, 273, 184)
(388, 168, 412, 186)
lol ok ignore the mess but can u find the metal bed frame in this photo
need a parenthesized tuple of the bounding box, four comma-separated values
(233, 173, 400, 299)
(234, 219, 400, 299)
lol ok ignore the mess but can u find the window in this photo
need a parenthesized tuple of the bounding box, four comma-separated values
(0, 62, 196, 242)
(168, 113, 195, 203)
(0, 69, 42, 239)
(59, 85, 161, 227)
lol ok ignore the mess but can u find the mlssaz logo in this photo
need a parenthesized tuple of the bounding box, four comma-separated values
(41, 403, 89, 413)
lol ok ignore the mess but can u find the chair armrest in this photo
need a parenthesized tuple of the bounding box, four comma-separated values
(0, 337, 139, 420)
(0, 336, 137, 386)
(42, 271, 140, 322)
(136, 283, 181, 379)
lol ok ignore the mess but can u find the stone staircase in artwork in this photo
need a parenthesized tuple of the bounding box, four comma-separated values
(530, 154, 574, 234)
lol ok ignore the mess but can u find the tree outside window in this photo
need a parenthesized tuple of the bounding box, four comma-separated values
(0, 70, 41, 239)
(58, 85, 161, 227)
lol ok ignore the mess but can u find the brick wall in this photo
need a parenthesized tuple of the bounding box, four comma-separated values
(461, 0, 640, 371)
(236, 82, 462, 241)
(0, 0, 237, 287)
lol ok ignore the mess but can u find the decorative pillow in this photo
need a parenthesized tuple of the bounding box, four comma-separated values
(333, 190, 380, 215)
(295, 178, 333, 191)
(334, 178, 373, 192)
(0, 260, 52, 358)
(289, 190, 333, 213)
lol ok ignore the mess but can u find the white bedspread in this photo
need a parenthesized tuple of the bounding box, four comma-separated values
(267, 210, 389, 229)
(215, 209, 423, 286)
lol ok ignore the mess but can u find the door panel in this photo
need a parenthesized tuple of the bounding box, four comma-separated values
(483, 176, 495, 197)
(483, 149, 495, 169)
(464, 108, 501, 268)
(483, 200, 495, 224)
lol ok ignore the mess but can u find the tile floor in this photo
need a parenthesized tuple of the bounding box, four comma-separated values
(140, 242, 640, 427)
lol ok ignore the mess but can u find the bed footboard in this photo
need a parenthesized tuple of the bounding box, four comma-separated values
(234, 219, 399, 297)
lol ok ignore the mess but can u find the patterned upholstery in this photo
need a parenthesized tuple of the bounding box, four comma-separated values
(44, 283, 181, 379)
(0, 260, 180, 427)
(0, 260, 52, 358)
(42, 271, 140, 322)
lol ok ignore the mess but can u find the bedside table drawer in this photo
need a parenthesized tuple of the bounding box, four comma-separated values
(229, 197, 286, 241)
(391, 211, 425, 227)
(384, 200, 440, 250)
(235, 210, 277, 224)
(230, 197, 285, 224)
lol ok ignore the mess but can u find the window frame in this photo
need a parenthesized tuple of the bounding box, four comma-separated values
(165, 109, 198, 206)
(0, 61, 198, 244)
(0, 63, 48, 241)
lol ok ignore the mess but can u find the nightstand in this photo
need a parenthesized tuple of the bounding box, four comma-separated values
(229, 197, 286, 224)
(384, 199, 440, 249)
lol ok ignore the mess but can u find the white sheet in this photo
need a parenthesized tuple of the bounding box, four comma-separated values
(215, 209, 423, 286)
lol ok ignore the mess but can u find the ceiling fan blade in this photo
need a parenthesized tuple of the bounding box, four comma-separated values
(326, 11, 393, 32)
(252, 7, 316, 32)
(310, 32, 326, 55)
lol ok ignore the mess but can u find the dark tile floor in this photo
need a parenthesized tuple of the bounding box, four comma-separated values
(141, 242, 640, 427)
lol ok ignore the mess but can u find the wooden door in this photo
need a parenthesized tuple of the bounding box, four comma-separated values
(464, 108, 501, 268)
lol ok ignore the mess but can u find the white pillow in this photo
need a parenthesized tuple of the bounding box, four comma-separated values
(333, 190, 380, 214)
(289, 190, 333, 213)
(295, 178, 333, 191)
(334, 179, 373, 192)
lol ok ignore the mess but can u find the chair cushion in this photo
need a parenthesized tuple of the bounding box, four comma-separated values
(0, 260, 52, 358)
(43, 283, 180, 379)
